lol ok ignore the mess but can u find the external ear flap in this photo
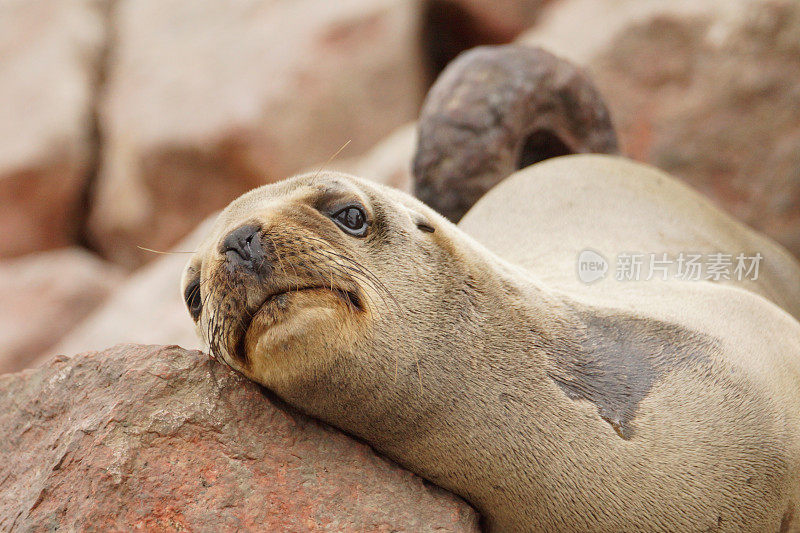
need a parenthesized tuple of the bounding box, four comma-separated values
(405, 206, 436, 233)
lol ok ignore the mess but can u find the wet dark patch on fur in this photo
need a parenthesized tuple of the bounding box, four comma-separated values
(548, 311, 717, 440)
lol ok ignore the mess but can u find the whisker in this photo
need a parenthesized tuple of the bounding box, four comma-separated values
(264, 233, 286, 274)
(313, 139, 352, 179)
(311, 251, 391, 307)
(265, 234, 386, 312)
(303, 249, 388, 311)
(137, 245, 196, 255)
(299, 235, 402, 310)
(187, 282, 200, 303)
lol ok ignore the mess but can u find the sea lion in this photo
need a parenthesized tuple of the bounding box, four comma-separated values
(181, 159, 800, 532)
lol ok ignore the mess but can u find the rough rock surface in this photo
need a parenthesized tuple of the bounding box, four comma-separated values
(0, 0, 106, 257)
(0, 345, 480, 531)
(89, 0, 427, 268)
(522, 0, 800, 257)
(0, 248, 123, 375)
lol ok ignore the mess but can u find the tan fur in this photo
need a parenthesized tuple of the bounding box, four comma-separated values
(182, 155, 800, 532)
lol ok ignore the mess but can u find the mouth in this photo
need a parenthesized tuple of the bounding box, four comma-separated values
(231, 285, 362, 364)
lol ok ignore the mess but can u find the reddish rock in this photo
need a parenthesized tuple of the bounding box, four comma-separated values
(0, 345, 480, 531)
(89, 0, 428, 268)
(0, 0, 106, 257)
(0, 248, 124, 375)
(522, 0, 800, 257)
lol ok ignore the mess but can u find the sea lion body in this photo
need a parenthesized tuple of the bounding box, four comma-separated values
(182, 155, 800, 532)
(460, 154, 800, 320)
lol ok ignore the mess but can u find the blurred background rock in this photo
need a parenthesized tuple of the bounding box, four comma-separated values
(1, 0, 799, 374)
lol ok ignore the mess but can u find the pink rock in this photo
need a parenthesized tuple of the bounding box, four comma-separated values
(0, 248, 123, 375)
(88, 0, 428, 268)
(522, 0, 800, 258)
(0, 0, 106, 257)
(0, 344, 480, 531)
(47, 220, 213, 363)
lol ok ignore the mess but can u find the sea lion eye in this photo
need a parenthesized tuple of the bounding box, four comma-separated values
(332, 206, 368, 237)
(184, 278, 203, 321)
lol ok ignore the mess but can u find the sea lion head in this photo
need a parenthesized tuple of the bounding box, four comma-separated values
(180, 171, 461, 414)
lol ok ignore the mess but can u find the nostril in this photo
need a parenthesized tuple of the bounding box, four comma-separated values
(221, 224, 263, 268)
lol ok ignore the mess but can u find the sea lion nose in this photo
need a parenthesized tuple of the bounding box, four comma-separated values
(221, 224, 263, 272)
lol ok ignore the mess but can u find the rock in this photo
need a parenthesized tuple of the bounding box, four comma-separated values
(0, 345, 480, 531)
(0, 0, 106, 257)
(413, 44, 619, 221)
(89, 0, 428, 268)
(518, 0, 733, 65)
(521, 0, 800, 257)
(47, 219, 214, 365)
(0, 248, 123, 375)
